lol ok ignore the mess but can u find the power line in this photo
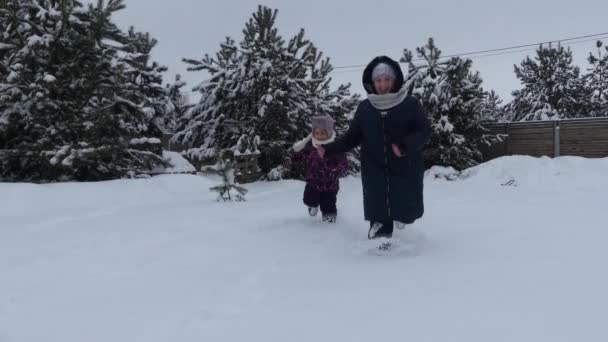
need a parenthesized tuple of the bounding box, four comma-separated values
(331, 34, 608, 74)
(332, 31, 608, 71)
(443, 32, 608, 59)
(471, 36, 608, 60)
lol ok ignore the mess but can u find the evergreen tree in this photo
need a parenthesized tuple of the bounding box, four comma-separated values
(480, 90, 507, 122)
(585, 40, 608, 117)
(162, 74, 192, 133)
(203, 153, 248, 202)
(173, 36, 239, 162)
(173, 5, 358, 178)
(508, 43, 589, 121)
(117, 26, 170, 134)
(0, 0, 166, 181)
(401, 38, 501, 170)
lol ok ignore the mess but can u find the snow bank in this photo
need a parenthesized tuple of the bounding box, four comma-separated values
(154, 151, 196, 174)
(430, 155, 608, 188)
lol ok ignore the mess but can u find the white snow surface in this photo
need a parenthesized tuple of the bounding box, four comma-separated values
(1, 156, 608, 342)
(129, 137, 161, 145)
(153, 151, 196, 174)
(43, 74, 56, 83)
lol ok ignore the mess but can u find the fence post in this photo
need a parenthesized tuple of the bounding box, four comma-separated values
(553, 120, 560, 157)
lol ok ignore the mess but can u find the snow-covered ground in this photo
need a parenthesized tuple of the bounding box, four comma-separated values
(2, 156, 608, 342)
(153, 151, 196, 174)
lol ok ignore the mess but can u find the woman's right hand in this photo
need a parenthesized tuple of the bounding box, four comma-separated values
(391, 143, 403, 157)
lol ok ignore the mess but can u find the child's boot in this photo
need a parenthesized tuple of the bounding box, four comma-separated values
(322, 214, 336, 223)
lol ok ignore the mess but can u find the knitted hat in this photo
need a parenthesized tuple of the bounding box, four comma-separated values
(311, 115, 335, 134)
(371, 62, 396, 81)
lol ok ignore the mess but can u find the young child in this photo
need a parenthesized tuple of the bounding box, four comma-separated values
(290, 115, 349, 223)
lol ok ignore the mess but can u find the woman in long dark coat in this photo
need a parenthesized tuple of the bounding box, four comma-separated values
(317, 56, 431, 239)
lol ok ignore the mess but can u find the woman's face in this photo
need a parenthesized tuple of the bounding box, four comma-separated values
(374, 76, 395, 95)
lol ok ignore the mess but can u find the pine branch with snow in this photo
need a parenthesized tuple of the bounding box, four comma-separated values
(161, 74, 193, 133)
(481, 90, 507, 122)
(203, 156, 248, 202)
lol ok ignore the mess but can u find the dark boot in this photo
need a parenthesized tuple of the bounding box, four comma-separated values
(319, 190, 338, 223)
(303, 184, 320, 217)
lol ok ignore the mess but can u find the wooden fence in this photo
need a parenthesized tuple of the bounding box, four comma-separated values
(481, 117, 608, 160)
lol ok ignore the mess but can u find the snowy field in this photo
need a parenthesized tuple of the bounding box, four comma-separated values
(2, 156, 608, 342)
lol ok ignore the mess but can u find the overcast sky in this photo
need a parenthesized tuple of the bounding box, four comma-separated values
(87, 0, 608, 101)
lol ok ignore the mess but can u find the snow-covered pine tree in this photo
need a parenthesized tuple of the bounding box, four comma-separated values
(240, 14, 312, 176)
(117, 26, 171, 134)
(173, 36, 239, 163)
(62, 1, 168, 179)
(401, 38, 501, 170)
(508, 43, 589, 121)
(203, 153, 248, 202)
(480, 90, 507, 122)
(162, 74, 192, 133)
(173, 5, 358, 178)
(585, 40, 608, 117)
(1, 0, 80, 180)
(0, 0, 166, 181)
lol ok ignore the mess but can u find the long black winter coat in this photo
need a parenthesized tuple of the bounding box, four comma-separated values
(325, 56, 431, 224)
